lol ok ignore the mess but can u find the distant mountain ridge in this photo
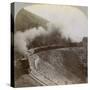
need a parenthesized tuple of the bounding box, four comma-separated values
(15, 8, 48, 32)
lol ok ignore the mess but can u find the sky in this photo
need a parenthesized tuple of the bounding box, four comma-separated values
(15, 2, 88, 18)
(15, 2, 88, 42)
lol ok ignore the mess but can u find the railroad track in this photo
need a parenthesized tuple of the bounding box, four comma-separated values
(29, 72, 48, 86)
(28, 44, 82, 55)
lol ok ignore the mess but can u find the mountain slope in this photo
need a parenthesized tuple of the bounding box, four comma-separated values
(15, 8, 48, 32)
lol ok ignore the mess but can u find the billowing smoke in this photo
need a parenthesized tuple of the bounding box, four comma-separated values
(14, 22, 85, 57)
(14, 23, 57, 56)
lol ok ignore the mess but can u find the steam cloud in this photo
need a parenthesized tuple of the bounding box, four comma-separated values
(14, 23, 86, 57)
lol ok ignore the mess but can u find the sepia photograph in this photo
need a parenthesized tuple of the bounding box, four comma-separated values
(11, 2, 88, 87)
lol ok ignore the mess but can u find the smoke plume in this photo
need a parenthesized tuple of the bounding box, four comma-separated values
(14, 23, 86, 57)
